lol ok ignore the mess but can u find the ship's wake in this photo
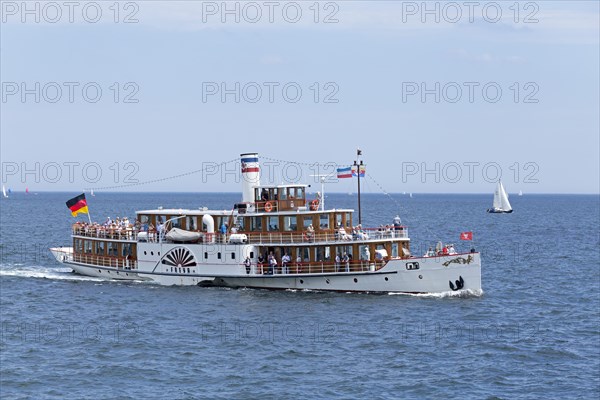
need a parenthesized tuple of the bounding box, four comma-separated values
(0, 263, 106, 283)
(388, 288, 484, 298)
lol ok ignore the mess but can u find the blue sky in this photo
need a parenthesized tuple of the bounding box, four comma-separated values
(1, 1, 598, 194)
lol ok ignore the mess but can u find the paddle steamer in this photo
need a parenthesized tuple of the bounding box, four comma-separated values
(50, 153, 481, 293)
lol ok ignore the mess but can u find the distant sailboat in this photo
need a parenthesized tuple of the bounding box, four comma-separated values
(518, 190, 523, 196)
(487, 181, 513, 213)
(409, 193, 413, 198)
(2, 185, 7, 198)
(25, 187, 29, 194)
(91, 189, 95, 196)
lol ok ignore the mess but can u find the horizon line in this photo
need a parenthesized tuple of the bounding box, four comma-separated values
(2, 191, 599, 196)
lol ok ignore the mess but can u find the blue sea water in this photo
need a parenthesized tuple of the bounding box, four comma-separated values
(0, 192, 599, 399)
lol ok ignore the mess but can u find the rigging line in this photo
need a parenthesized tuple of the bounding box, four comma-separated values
(365, 173, 404, 214)
(84, 158, 239, 191)
(367, 173, 440, 251)
(261, 156, 351, 168)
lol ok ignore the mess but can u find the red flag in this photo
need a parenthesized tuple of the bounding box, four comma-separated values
(460, 231, 473, 241)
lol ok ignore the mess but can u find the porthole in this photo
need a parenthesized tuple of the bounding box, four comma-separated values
(326, 279, 330, 284)
(204, 252, 208, 259)
(353, 278, 358, 283)
(231, 252, 235, 260)
(418, 275, 423, 279)
(151, 251, 154, 256)
(300, 279, 304, 284)
(385, 277, 389, 281)
(144, 251, 147, 255)
(158, 252, 160, 256)
(98, 270, 101, 273)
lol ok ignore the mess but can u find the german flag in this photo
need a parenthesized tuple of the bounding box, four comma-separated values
(66, 193, 89, 217)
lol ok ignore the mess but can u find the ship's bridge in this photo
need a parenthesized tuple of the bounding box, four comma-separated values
(253, 184, 310, 213)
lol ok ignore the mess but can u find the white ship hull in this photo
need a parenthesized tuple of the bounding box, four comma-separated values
(214, 256, 480, 293)
(52, 246, 481, 293)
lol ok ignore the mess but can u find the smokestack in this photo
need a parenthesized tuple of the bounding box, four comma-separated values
(240, 153, 260, 204)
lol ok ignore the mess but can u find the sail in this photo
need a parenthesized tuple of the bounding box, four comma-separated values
(499, 181, 512, 211)
(2, 185, 7, 198)
(492, 182, 502, 209)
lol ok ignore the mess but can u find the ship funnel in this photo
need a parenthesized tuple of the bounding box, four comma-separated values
(240, 153, 260, 204)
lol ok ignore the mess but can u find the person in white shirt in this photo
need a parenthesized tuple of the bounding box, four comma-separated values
(281, 253, 290, 274)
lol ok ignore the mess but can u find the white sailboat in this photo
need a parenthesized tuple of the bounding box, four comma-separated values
(2, 185, 7, 198)
(91, 189, 95, 196)
(518, 190, 523, 196)
(487, 181, 513, 213)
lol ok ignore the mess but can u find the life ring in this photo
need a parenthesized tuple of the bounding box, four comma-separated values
(265, 201, 273, 212)
(310, 199, 319, 211)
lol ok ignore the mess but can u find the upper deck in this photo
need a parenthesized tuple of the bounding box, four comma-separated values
(71, 222, 409, 246)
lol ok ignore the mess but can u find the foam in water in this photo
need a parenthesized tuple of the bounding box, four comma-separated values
(0, 263, 105, 282)
(388, 288, 484, 298)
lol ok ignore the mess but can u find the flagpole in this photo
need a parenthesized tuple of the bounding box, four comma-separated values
(355, 149, 362, 226)
(85, 192, 92, 223)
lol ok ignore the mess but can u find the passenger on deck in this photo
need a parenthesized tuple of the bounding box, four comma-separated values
(296, 255, 302, 273)
(356, 225, 369, 240)
(447, 244, 457, 255)
(157, 222, 165, 241)
(306, 224, 315, 242)
(244, 257, 251, 274)
(268, 254, 277, 274)
(220, 222, 227, 240)
(338, 226, 352, 241)
(281, 253, 290, 274)
(343, 253, 350, 272)
(393, 215, 402, 231)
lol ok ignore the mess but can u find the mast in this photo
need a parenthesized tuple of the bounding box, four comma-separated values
(354, 148, 363, 225)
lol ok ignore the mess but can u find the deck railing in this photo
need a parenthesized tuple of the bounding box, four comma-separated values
(235, 228, 407, 245)
(72, 225, 408, 245)
(72, 226, 138, 241)
(72, 253, 138, 270)
(249, 260, 387, 275)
